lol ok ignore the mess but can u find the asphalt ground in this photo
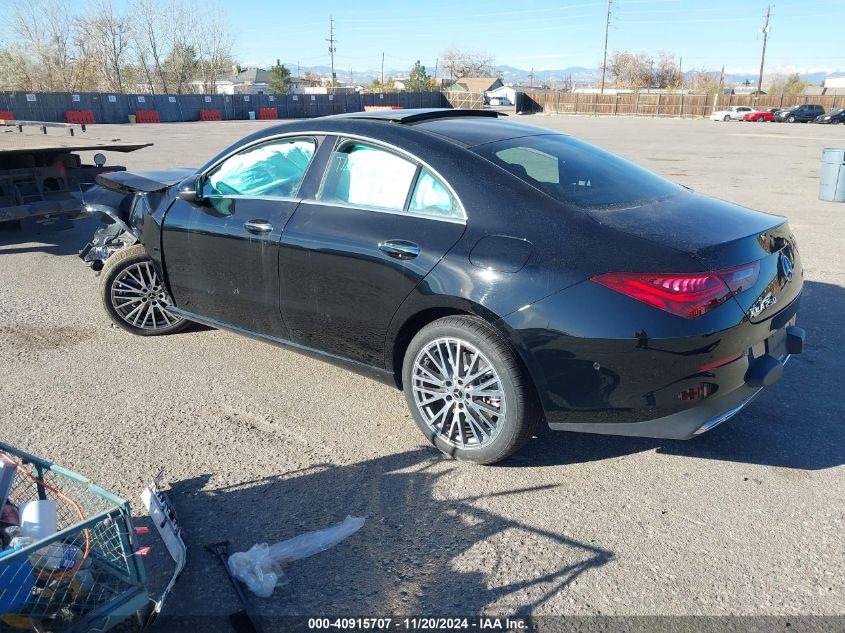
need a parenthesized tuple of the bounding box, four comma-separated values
(1, 115, 843, 629)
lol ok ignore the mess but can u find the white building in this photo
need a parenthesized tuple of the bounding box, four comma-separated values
(485, 85, 521, 105)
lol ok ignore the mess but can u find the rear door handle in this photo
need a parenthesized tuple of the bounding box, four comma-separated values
(379, 240, 420, 260)
(244, 220, 273, 234)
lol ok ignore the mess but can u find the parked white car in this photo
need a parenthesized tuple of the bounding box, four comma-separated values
(709, 106, 754, 121)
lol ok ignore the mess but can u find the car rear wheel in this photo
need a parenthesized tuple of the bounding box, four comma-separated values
(402, 316, 540, 465)
(100, 245, 188, 336)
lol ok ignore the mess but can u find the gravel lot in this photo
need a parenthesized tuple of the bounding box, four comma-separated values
(1, 115, 843, 626)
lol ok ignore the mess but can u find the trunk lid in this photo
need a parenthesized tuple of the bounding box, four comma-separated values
(587, 192, 803, 323)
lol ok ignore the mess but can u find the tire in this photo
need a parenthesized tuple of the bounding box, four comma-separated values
(787, 115, 796, 123)
(99, 245, 189, 336)
(723, 115, 731, 121)
(402, 316, 541, 465)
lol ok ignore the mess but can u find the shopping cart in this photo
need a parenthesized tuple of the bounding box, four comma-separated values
(0, 441, 151, 632)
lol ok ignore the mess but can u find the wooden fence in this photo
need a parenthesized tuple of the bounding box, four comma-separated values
(444, 91, 484, 110)
(518, 91, 845, 117)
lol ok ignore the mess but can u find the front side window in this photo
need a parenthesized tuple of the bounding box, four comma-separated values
(203, 137, 316, 198)
(473, 134, 682, 210)
(319, 142, 417, 211)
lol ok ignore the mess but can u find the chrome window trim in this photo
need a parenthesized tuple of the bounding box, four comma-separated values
(199, 129, 467, 222)
(201, 135, 319, 201)
(305, 198, 467, 225)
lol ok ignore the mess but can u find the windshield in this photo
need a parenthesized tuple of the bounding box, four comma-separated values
(472, 134, 683, 210)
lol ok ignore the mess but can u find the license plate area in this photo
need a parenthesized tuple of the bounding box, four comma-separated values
(750, 315, 796, 360)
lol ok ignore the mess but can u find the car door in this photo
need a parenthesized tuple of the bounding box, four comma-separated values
(278, 138, 467, 366)
(162, 135, 321, 338)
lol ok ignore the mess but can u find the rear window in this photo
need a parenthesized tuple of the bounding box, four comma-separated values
(472, 134, 682, 209)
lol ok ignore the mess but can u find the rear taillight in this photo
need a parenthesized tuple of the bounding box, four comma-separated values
(592, 261, 759, 319)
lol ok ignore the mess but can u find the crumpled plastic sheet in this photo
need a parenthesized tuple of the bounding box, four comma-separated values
(228, 515, 365, 598)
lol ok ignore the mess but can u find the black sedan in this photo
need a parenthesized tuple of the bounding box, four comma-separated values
(816, 108, 845, 124)
(81, 109, 805, 464)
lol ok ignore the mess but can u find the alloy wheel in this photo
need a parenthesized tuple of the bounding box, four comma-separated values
(411, 337, 506, 449)
(110, 262, 183, 330)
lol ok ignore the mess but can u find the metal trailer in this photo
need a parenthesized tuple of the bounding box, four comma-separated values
(0, 121, 150, 229)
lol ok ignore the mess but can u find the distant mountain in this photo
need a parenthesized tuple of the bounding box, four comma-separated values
(273, 61, 841, 88)
(494, 65, 600, 83)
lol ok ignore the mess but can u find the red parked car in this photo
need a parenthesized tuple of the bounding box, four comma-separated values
(743, 108, 779, 122)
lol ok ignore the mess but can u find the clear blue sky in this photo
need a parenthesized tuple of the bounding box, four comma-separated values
(226, 0, 842, 74)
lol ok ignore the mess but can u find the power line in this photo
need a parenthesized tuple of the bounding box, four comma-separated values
(600, 0, 612, 94)
(756, 4, 772, 97)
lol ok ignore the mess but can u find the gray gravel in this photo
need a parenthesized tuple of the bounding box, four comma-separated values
(1, 116, 843, 622)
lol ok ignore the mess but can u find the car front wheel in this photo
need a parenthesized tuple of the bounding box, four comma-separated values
(787, 115, 796, 122)
(402, 316, 540, 465)
(723, 115, 731, 121)
(99, 245, 188, 336)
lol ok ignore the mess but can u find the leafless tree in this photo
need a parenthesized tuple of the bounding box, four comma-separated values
(0, 44, 37, 91)
(440, 48, 496, 82)
(607, 51, 653, 90)
(689, 69, 721, 95)
(1, 0, 233, 94)
(7, 0, 83, 90)
(133, 0, 173, 93)
(78, 0, 132, 92)
(195, 4, 234, 93)
(654, 52, 683, 90)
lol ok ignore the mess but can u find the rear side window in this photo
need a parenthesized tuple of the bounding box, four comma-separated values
(472, 134, 682, 210)
(204, 137, 316, 198)
(409, 168, 462, 219)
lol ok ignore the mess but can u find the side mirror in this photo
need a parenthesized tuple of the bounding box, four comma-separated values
(177, 176, 203, 204)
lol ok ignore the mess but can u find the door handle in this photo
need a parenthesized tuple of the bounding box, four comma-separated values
(244, 220, 273, 234)
(379, 240, 420, 260)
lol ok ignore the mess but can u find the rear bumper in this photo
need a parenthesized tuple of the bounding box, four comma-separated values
(547, 324, 804, 440)
(549, 349, 797, 440)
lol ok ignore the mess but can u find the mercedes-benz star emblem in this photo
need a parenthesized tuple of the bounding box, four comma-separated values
(780, 252, 794, 283)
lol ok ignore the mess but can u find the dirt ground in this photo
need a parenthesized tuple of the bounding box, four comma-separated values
(1, 115, 843, 628)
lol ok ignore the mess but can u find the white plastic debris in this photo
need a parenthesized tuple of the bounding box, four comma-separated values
(228, 515, 365, 597)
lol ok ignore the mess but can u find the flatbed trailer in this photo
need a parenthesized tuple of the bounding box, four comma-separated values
(0, 120, 150, 227)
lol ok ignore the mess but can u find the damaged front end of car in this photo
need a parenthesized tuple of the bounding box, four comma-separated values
(78, 168, 196, 271)
(78, 200, 140, 271)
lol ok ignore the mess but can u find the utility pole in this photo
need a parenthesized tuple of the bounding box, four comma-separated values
(714, 64, 725, 111)
(326, 16, 337, 86)
(599, 0, 612, 94)
(349, 68, 353, 86)
(297, 61, 301, 79)
(756, 4, 771, 97)
(529, 67, 534, 88)
(381, 52, 385, 85)
(434, 58, 438, 80)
